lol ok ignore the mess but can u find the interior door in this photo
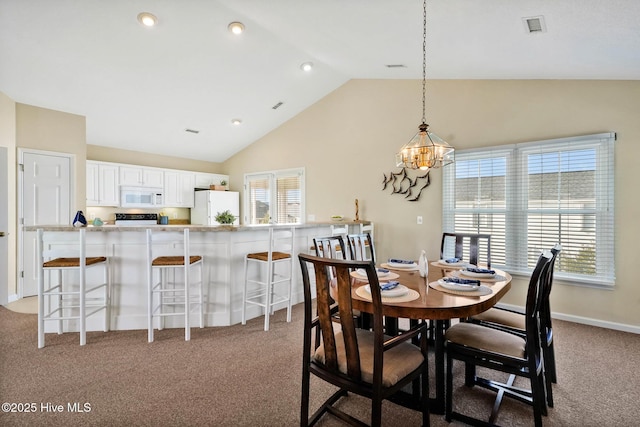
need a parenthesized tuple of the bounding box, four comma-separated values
(20, 150, 72, 297)
(0, 147, 8, 305)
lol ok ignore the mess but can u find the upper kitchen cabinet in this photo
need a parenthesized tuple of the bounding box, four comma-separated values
(194, 172, 229, 190)
(164, 170, 195, 207)
(119, 165, 164, 188)
(86, 161, 119, 206)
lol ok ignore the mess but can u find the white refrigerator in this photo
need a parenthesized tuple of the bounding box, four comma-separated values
(191, 190, 240, 225)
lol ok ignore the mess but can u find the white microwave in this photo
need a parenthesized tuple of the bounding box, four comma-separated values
(120, 186, 164, 208)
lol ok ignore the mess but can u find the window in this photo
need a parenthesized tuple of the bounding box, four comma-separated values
(244, 168, 304, 225)
(443, 133, 615, 286)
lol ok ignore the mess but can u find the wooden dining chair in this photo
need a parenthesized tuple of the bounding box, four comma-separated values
(445, 250, 554, 427)
(313, 235, 346, 260)
(440, 232, 491, 267)
(468, 243, 562, 408)
(346, 233, 375, 264)
(298, 254, 430, 427)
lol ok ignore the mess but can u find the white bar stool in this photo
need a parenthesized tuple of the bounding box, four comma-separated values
(242, 227, 295, 331)
(146, 228, 204, 342)
(37, 228, 111, 348)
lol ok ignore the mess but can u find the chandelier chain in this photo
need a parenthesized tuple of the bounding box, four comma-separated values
(422, 0, 427, 125)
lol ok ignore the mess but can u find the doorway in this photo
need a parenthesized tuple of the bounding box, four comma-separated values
(0, 147, 8, 305)
(18, 149, 73, 297)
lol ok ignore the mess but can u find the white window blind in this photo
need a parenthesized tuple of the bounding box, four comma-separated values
(244, 168, 304, 225)
(443, 132, 615, 286)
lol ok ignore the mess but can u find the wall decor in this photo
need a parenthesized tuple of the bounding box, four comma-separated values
(382, 167, 430, 201)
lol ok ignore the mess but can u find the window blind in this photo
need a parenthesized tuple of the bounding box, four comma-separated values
(443, 132, 615, 286)
(245, 168, 304, 225)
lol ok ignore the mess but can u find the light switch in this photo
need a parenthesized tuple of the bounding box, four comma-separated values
(417, 216, 423, 225)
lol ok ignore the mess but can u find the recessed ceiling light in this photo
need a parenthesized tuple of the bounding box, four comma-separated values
(231, 118, 242, 126)
(228, 22, 245, 35)
(137, 12, 158, 27)
(300, 62, 314, 72)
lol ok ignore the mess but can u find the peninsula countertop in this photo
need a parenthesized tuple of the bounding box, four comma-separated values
(25, 220, 371, 232)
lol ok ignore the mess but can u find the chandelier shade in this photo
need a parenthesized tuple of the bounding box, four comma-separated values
(395, 0, 454, 170)
(395, 123, 454, 170)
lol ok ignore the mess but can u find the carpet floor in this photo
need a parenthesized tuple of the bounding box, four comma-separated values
(1, 304, 639, 426)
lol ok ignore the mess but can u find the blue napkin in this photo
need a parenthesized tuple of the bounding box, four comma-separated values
(388, 258, 415, 264)
(445, 257, 461, 263)
(377, 268, 390, 274)
(465, 267, 495, 274)
(380, 281, 400, 291)
(443, 277, 480, 286)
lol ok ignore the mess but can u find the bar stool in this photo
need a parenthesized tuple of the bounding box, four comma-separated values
(242, 227, 295, 331)
(37, 228, 110, 348)
(146, 228, 204, 342)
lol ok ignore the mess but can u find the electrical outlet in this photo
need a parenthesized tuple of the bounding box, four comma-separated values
(173, 212, 178, 219)
(308, 214, 316, 222)
(417, 216, 423, 225)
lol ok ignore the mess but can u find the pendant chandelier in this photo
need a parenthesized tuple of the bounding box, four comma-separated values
(395, 0, 454, 171)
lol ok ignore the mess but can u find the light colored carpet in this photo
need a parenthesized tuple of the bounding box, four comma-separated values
(4, 296, 37, 314)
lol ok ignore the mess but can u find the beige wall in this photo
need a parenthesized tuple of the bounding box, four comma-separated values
(16, 103, 87, 209)
(0, 92, 17, 297)
(224, 79, 640, 328)
(87, 144, 222, 174)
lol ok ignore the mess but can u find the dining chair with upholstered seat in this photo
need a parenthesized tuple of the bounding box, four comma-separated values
(468, 243, 562, 408)
(309, 224, 349, 255)
(440, 232, 491, 268)
(298, 253, 430, 427)
(445, 250, 554, 427)
(346, 233, 375, 264)
(313, 235, 347, 261)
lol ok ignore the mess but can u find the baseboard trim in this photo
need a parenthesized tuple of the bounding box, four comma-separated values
(495, 302, 640, 335)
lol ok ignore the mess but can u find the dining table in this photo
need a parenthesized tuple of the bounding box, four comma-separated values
(349, 261, 512, 414)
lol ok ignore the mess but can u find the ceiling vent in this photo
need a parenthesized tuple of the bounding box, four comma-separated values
(272, 102, 283, 110)
(385, 64, 407, 68)
(185, 128, 200, 134)
(523, 16, 547, 33)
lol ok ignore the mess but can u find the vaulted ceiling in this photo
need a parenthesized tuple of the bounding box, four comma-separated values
(1, 0, 638, 162)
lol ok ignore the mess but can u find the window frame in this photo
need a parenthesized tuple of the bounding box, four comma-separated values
(443, 132, 615, 287)
(243, 167, 305, 226)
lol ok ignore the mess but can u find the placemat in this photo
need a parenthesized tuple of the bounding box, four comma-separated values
(350, 270, 400, 281)
(355, 286, 420, 303)
(429, 282, 493, 296)
(380, 262, 419, 271)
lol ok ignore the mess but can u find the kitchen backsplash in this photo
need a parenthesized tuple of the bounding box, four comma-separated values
(85, 207, 191, 224)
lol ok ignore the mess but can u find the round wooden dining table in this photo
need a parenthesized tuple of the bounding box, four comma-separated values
(349, 262, 512, 414)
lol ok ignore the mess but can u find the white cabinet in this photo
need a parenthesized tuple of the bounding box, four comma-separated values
(194, 172, 229, 190)
(164, 171, 195, 207)
(119, 165, 164, 188)
(86, 161, 119, 206)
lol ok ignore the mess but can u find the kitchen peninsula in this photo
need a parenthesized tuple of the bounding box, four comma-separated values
(28, 222, 371, 332)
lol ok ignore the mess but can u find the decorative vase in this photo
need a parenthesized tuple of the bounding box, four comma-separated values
(418, 249, 428, 278)
(73, 210, 87, 227)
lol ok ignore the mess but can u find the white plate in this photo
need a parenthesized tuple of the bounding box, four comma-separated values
(364, 284, 409, 298)
(438, 259, 468, 267)
(438, 279, 480, 292)
(356, 268, 390, 278)
(459, 269, 496, 279)
(386, 261, 418, 269)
